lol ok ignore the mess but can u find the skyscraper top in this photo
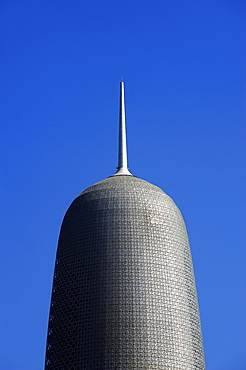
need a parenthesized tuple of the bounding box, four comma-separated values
(45, 82, 205, 369)
(114, 82, 132, 176)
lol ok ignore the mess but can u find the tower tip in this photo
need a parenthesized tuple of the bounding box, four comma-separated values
(114, 81, 132, 176)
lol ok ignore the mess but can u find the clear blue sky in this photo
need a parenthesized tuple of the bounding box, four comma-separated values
(1, 1, 245, 369)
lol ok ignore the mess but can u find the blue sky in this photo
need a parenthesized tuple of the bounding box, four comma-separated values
(1, 0, 245, 369)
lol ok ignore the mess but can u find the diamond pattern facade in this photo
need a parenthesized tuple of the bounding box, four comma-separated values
(45, 175, 205, 369)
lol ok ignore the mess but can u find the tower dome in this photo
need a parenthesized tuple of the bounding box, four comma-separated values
(45, 82, 205, 369)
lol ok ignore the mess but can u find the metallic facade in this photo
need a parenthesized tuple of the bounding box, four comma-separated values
(45, 175, 205, 369)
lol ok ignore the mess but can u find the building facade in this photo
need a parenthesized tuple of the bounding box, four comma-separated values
(45, 82, 205, 369)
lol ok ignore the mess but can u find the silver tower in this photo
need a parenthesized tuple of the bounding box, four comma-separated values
(45, 82, 205, 369)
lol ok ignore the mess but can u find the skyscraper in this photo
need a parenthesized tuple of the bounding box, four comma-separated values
(45, 82, 205, 369)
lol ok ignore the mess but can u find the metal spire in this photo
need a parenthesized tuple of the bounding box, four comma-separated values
(114, 81, 132, 176)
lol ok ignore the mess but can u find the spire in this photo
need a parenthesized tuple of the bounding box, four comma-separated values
(114, 81, 132, 176)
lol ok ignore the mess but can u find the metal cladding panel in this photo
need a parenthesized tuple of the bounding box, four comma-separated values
(45, 175, 205, 369)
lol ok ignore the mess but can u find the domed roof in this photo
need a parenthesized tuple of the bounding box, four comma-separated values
(58, 173, 186, 263)
(82, 175, 163, 196)
(78, 174, 180, 218)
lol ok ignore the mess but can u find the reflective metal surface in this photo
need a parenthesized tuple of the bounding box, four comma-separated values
(115, 81, 131, 176)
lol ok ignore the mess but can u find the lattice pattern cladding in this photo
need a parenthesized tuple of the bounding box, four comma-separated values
(45, 175, 205, 369)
